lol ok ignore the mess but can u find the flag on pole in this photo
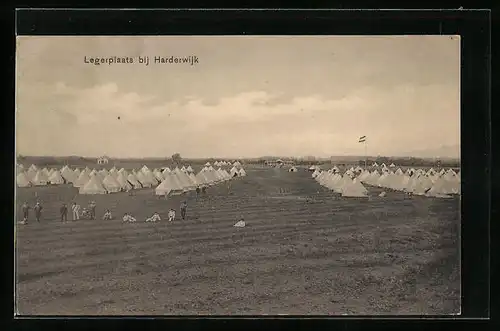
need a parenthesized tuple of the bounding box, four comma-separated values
(358, 135, 366, 143)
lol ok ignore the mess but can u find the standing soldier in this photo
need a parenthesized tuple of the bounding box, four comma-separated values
(89, 201, 97, 220)
(33, 202, 42, 223)
(60, 203, 68, 222)
(20, 202, 30, 224)
(196, 186, 201, 196)
(71, 202, 80, 221)
(180, 200, 188, 221)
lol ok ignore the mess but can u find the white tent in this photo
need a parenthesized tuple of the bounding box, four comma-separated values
(135, 171, 152, 188)
(205, 162, 211, 166)
(239, 168, 247, 176)
(187, 165, 194, 173)
(26, 168, 37, 181)
(127, 173, 143, 189)
(116, 172, 133, 191)
(230, 167, 239, 177)
(79, 175, 107, 195)
(74, 171, 90, 188)
(153, 170, 164, 182)
(17, 172, 31, 187)
(412, 176, 434, 195)
(289, 167, 298, 172)
(31, 170, 49, 186)
(389, 163, 396, 168)
(155, 173, 187, 196)
(49, 170, 65, 185)
(102, 174, 122, 193)
(340, 178, 368, 198)
(372, 162, 379, 167)
(61, 166, 76, 183)
(427, 177, 459, 196)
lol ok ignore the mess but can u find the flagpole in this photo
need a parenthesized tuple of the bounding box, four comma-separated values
(364, 139, 367, 168)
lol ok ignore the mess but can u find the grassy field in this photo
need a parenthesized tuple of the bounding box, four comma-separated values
(15, 165, 460, 315)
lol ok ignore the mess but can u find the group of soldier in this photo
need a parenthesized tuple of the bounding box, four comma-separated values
(20, 200, 98, 224)
(19, 200, 189, 225)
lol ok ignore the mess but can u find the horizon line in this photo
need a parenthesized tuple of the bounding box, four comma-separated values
(16, 154, 461, 160)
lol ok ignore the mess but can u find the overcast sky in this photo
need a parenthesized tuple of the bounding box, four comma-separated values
(16, 36, 460, 158)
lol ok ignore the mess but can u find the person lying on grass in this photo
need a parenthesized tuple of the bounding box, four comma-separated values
(102, 210, 113, 220)
(145, 212, 161, 223)
(122, 213, 137, 223)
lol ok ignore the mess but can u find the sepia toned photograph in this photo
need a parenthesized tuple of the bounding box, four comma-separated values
(15, 36, 461, 315)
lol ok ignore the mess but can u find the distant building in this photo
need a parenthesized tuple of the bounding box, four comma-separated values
(97, 156, 109, 165)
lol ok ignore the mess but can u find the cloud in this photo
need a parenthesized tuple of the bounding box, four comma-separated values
(16, 82, 459, 158)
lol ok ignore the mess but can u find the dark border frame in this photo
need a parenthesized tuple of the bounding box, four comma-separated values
(5, 7, 491, 329)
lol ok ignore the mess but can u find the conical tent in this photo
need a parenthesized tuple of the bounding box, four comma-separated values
(79, 175, 107, 194)
(74, 171, 90, 188)
(49, 170, 65, 184)
(61, 167, 76, 183)
(289, 167, 298, 172)
(41, 168, 50, 177)
(155, 173, 186, 195)
(153, 170, 164, 182)
(413, 176, 433, 195)
(32, 170, 49, 186)
(17, 172, 31, 187)
(239, 168, 247, 176)
(175, 171, 195, 189)
(341, 179, 368, 198)
(102, 174, 122, 193)
(135, 171, 152, 187)
(127, 173, 143, 189)
(230, 167, 239, 177)
(427, 178, 458, 196)
(26, 168, 37, 180)
(195, 171, 209, 185)
(115, 172, 133, 191)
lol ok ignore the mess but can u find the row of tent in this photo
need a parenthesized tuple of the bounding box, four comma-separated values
(372, 162, 397, 168)
(209, 161, 242, 167)
(16, 164, 247, 193)
(312, 166, 460, 198)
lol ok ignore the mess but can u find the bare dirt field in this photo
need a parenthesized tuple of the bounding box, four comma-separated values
(15, 166, 460, 315)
